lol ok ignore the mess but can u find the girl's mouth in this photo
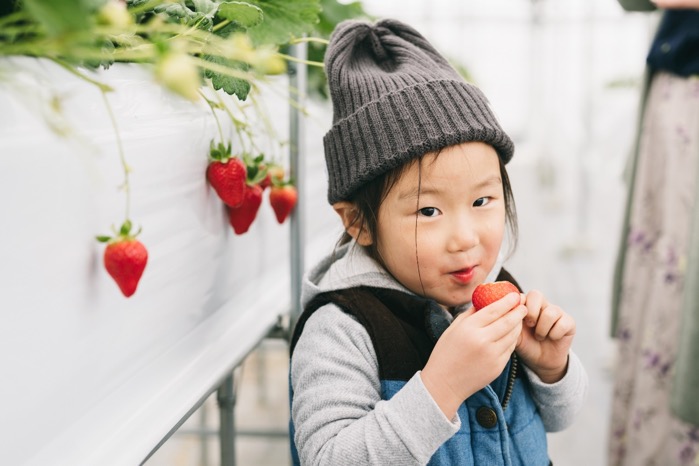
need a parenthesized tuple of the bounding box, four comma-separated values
(450, 267, 475, 284)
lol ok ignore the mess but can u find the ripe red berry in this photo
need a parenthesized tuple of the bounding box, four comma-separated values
(207, 157, 247, 208)
(269, 184, 298, 224)
(104, 239, 148, 298)
(471, 281, 519, 311)
(228, 184, 263, 234)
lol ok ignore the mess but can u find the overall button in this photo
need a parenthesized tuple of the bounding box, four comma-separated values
(476, 406, 498, 428)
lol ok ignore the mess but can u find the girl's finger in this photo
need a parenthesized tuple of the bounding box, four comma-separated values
(547, 313, 577, 341)
(523, 289, 545, 327)
(534, 304, 564, 341)
(472, 292, 523, 326)
(487, 304, 527, 341)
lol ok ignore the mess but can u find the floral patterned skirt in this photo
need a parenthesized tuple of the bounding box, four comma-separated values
(609, 72, 699, 466)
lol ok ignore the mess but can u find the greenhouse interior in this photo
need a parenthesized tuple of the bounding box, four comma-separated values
(1, 0, 698, 465)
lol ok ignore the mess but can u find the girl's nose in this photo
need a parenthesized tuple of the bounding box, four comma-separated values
(446, 216, 479, 253)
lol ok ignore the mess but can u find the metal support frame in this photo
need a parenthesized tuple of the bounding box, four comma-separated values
(218, 375, 236, 466)
(213, 40, 307, 466)
(288, 41, 307, 337)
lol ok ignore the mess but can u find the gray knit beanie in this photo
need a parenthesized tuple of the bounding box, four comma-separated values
(323, 18, 515, 204)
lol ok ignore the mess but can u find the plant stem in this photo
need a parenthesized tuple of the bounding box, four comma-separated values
(51, 58, 114, 93)
(212, 19, 231, 32)
(200, 89, 225, 142)
(288, 37, 329, 46)
(276, 53, 324, 68)
(101, 90, 131, 222)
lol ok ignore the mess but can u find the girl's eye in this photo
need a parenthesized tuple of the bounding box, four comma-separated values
(473, 197, 491, 207)
(418, 207, 441, 217)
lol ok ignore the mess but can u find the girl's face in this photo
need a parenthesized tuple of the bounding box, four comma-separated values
(374, 142, 506, 308)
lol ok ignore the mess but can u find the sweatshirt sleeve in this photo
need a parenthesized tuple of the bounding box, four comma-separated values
(291, 304, 459, 466)
(522, 350, 589, 432)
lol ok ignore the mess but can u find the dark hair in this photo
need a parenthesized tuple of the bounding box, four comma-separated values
(338, 152, 519, 265)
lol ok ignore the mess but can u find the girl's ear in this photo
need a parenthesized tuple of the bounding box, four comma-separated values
(333, 201, 373, 246)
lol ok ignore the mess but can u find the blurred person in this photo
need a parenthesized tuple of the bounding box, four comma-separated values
(288, 18, 588, 466)
(609, 1, 699, 464)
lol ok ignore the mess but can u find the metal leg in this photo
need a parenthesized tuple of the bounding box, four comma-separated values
(217, 373, 236, 466)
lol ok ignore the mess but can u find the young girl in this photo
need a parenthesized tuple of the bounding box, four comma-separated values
(289, 18, 588, 466)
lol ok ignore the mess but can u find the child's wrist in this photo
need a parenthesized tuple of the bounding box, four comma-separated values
(533, 358, 569, 384)
(420, 368, 465, 421)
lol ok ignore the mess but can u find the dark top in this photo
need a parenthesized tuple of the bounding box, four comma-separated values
(647, 10, 699, 77)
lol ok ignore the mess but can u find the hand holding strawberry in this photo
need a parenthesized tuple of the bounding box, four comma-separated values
(515, 289, 576, 383)
(97, 220, 148, 298)
(421, 292, 526, 419)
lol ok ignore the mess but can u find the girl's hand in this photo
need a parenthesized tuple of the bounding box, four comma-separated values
(515, 290, 576, 384)
(421, 292, 527, 419)
(651, 0, 699, 9)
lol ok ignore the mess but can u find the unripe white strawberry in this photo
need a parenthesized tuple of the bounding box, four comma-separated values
(155, 52, 201, 101)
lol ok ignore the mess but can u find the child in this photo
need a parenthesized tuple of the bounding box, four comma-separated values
(289, 18, 588, 466)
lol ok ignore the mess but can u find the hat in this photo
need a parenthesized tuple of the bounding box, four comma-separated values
(323, 19, 514, 204)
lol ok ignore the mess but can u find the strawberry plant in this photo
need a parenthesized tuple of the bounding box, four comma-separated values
(0, 0, 370, 298)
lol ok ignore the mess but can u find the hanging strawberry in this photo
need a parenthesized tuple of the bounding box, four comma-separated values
(269, 181, 298, 224)
(206, 141, 247, 208)
(97, 220, 148, 298)
(259, 164, 285, 191)
(228, 184, 263, 234)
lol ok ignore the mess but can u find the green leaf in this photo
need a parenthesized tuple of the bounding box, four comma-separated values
(243, 0, 321, 46)
(22, 0, 107, 36)
(191, 0, 220, 18)
(203, 55, 251, 100)
(96, 235, 112, 243)
(217, 2, 264, 28)
(120, 220, 132, 236)
(316, 0, 367, 36)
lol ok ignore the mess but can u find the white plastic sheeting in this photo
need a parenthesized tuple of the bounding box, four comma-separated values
(0, 57, 293, 465)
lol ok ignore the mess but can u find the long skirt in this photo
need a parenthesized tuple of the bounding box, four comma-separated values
(609, 71, 699, 465)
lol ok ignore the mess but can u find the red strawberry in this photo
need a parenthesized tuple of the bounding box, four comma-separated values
(269, 184, 298, 224)
(97, 220, 148, 298)
(472, 281, 519, 311)
(260, 165, 285, 191)
(228, 184, 263, 234)
(207, 157, 246, 207)
(207, 141, 247, 207)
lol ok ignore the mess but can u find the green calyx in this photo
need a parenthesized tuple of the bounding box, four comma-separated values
(243, 152, 267, 185)
(96, 219, 142, 243)
(209, 140, 232, 162)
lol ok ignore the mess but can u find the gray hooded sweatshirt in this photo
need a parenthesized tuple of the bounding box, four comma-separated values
(291, 240, 588, 465)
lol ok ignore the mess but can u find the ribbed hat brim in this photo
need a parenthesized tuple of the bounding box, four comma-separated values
(323, 79, 515, 204)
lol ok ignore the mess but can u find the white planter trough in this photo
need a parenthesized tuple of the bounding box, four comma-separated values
(0, 57, 305, 466)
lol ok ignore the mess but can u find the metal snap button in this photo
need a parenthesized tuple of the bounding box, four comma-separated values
(476, 406, 498, 428)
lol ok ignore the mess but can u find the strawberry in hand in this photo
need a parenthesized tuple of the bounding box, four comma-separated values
(97, 220, 148, 298)
(472, 281, 520, 311)
(269, 181, 298, 224)
(207, 141, 247, 208)
(228, 184, 263, 234)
